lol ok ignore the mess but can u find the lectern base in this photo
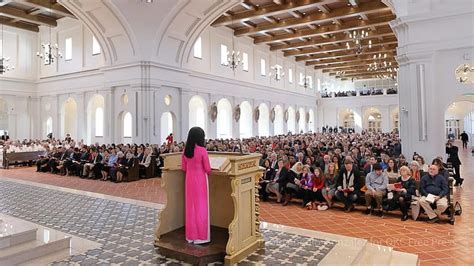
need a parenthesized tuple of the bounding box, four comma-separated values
(155, 226, 228, 265)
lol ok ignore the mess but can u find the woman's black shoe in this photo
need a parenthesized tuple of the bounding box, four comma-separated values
(401, 214, 408, 221)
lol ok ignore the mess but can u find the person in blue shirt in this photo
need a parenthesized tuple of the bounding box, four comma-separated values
(364, 163, 388, 217)
(418, 164, 449, 223)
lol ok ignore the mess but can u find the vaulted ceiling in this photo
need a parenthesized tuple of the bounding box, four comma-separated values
(0, 0, 75, 32)
(212, 0, 398, 81)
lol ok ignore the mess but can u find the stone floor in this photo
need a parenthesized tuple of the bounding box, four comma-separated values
(0, 142, 472, 265)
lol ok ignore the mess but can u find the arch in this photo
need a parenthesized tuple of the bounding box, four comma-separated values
(363, 107, 382, 132)
(122, 112, 133, 143)
(308, 109, 315, 132)
(287, 106, 296, 134)
(217, 98, 232, 139)
(61, 97, 77, 139)
(444, 98, 474, 139)
(189, 95, 207, 131)
(298, 107, 306, 133)
(60, 1, 139, 65)
(390, 107, 400, 133)
(86, 94, 105, 144)
(160, 112, 175, 144)
(0, 98, 8, 134)
(274, 105, 284, 135)
(339, 108, 355, 130)
(240, 101, 252, 139)
(45, 116, 53, 138)
(258, 103, 270, 137)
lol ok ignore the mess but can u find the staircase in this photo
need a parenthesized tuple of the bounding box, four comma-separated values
(0, 217, 72, 266)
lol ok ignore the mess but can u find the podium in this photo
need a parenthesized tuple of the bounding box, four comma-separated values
(154, 152, 265, 265)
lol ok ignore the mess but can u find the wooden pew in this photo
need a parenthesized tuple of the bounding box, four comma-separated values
(123, 158, 140, 182)
(2, 150, 47, 169)
(144, 155, 157, 178)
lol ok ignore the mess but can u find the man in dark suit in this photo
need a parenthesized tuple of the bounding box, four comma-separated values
(364, 156, 377, 176)
(335, 159, 361, 212)
(460, 131, 469, 149)
(446, 140, 463, 185)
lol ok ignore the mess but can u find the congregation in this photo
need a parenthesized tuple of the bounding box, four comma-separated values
(0, 130, 462, 224)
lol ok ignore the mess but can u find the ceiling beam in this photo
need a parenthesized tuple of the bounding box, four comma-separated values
(321, 60, 398, 72)
(235, 1, 389, 37)
(308, 52, 396, 66)
(211, 0, 339, 27)
(339, 70, 397, 77)
(298, 44, 397, 62)
(240, 1, 257, 11)
(0, 17, 39, 32)
(21, 0, 75, 19)
(254, 14, 395, 44)
(284, 37, 397, 57)
(329, 67, 397, 76)
(0, 6, 57, 26)
(270, 27, 394, 51)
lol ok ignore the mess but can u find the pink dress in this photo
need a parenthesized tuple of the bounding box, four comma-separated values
(181, 145, 212, 242)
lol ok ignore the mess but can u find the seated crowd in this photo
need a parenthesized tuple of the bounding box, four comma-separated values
(0, 138, 164, 182)
(1, 130, 460, 223)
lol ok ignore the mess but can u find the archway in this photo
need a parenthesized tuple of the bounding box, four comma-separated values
(86, 94, 105, 144)
(189, 95, 207, 132)
(240, 101, 252, 139)
(217, 98, 232, 139)
(45, 117, 53, 138)
(298, 107, 306, 133)
(444, 96, 474, 140)
(287, 106, 296, 134)
(0, 98, 8, 136)
(61, 97, 77, 139)
(364, 107, 382, 133)
(160, 112, 175, 144)
(308, 109, 315, 132)
(390, 107, 400, 133)
(274, 105, 284, 135)
(339, 109, 355, 131)
(258, 103, 270, 137)
(122, 112, 133, 144)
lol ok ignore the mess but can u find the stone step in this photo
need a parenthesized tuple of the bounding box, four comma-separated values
(354, 243, 393, 266)
(0, 236, 71, 266)
(389, 250, 419, 266)
(0, 228, 38, 250)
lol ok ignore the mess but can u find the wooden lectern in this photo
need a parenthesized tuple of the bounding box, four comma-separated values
(155, 152, 265, 265)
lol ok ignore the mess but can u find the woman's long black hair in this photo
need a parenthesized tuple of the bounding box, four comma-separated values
(184, 127, 206, 158)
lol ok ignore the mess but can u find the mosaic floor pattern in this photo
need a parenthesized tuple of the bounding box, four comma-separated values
(0, 180, 336, 265)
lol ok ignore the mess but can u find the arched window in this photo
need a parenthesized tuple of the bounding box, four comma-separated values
(123, 112, 132, 137)
(189, 96, 207, 131)
(161, 112, 174, 144)
(95, 107, 104, 137)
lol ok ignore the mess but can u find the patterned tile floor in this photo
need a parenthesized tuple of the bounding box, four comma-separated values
(0, 179, 336, 265)
(0, 142, 472, 265)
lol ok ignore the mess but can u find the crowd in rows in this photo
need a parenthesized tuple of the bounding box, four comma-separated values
(320, 88, 398, 98)
(1, 130, 463, 223)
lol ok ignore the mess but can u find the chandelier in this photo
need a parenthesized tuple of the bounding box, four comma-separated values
(225, 18, 242, 71)
(346, 29, 371, 54)
(269, 64, 285, 81)
(455, 64, 474, 83)
(1, 24, 14, 75)
(36, 3, 62, 65)
(367, 53, 398, 79)
(302, 74, 311, 88)
(335, 71, 345, 79)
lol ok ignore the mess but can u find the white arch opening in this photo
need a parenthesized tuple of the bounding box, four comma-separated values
(160, 112, 174, 144)
(217, 98, 232, 139)
(274, 105, 284, 135)
(258, 103, 270, 137)
(61, 97, 77, 139)
(189, 95, 207, 132)
(240, 101, 253, 139)
(287, 106, 296, 134)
